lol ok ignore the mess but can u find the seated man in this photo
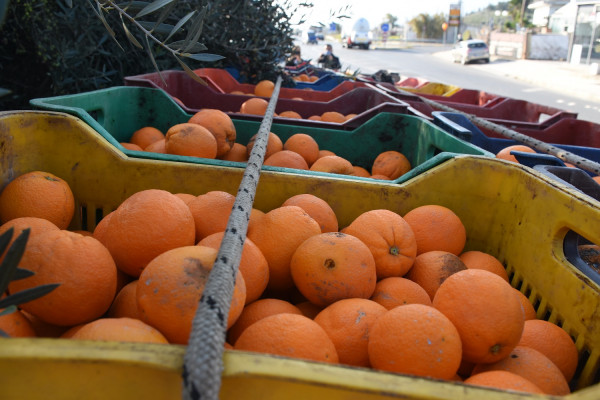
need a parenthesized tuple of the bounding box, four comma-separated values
(317, 44, 341, 70)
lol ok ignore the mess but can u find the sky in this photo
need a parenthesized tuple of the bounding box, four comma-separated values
(279, 0, 501, 28)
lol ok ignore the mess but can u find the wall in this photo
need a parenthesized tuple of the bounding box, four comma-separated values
(489, 32, 527, 59)
(528, 33, 569, 60)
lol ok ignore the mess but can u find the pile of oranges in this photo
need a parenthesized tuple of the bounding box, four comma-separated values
(0, 169, 580, 396)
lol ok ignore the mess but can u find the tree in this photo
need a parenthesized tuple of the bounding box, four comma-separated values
(384, 13, 398, 29)
(409, 13, 446, 39)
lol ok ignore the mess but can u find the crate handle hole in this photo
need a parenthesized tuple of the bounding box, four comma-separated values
(563, 230, 600, 286)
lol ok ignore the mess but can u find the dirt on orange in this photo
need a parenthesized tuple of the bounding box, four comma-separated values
(290, 232, 377, 307)
(496, 145, 536, 163)
(69, 317, 169, 344)
(432, 269, 525, 364)
(0, 308, 36, 337)
(227, 298, 303, 345)
(254, 80, 275, 97)
(188, 109, 237, 157)
(240, 97, 269, 115)
(370, 277, 432, 309)
(309, 155, 354, 175)
(8, 229, 118, 326)
(165, 123, 218, 159)
(281, 193, 338, 233)
(342, 209, 417, 279)
(464, 370, 544, 394)
(246, 132, 283, 160)
(403, 204, 467, 255)
(144, 138, 166, 153)
(264, 150, 309, 170)
(405, 250, 467, 300)
(234, 313, 339, 364)
(368, 304, 462, 380)
(371, 150, 411, 180)
(459, 250, 509, 282)
(107, 280, 141, 320)
(314, 298, 387, 367)
(283, 133, 320, 166)
(137, 245, 246, 344)
(219, 143, 248, 162)
(187, 190, 236, 242)
(129, 126, 165, 149)
(320, 111, 346, 123)
(0, 171, 75, 229)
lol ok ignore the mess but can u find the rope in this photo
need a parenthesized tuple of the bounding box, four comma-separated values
(182, 76, 282, 400)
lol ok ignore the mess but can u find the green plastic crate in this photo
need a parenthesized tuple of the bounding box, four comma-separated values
(30, 87, 493, 184)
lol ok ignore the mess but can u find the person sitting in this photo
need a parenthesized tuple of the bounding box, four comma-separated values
(317, 44, 341, 70)
(285, 46, 304, 67)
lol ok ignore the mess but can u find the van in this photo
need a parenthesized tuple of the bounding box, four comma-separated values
(342, 18, 372, 49)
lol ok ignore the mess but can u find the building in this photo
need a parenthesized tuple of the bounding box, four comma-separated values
(528, 0, 570, 29)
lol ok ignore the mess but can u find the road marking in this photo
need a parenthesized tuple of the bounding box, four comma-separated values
(522, 87, 544, 93)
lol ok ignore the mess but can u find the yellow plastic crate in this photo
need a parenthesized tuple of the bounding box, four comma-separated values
(1, 110, 599, 400)
(400, 82, 462, 97)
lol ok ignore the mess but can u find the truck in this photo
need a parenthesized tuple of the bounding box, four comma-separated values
(341, 18, 372, 49)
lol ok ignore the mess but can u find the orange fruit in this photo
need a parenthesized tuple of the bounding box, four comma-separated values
(368, 304, 462, 380)
(264, 150, 309, 170)
(188, 109, 237, 157)
(8, 229, 118, 326)
(308, 115, 322, 121)
(403, 204, 467, 255)
(230, 90, 245, 95)
(0, 171, 75, 229)
(309, 75, 319, 82)
(464, 370, 544, 394)
(351, 166, 371, 177)
(432, 269, 525, 364)
(248, 208, 265, 233)
(107, 280, 141, 320)
(283, 133, 320, 166)
(314, 298, 387, 367)
(371, 150, 411, 180)
(496, 145, 536, 163)
(296, 74, 310, 82)
(342, 209, 417, 279)
(137, 246, 246, 344)
(471, 346, 570, 396)
(278, 110, 302, 119)
(69, 317, 169, 344)
(0, 309, 36, 337)
(20, 310, 70, 338)
(514, 288, 537, 320)
(517, 319, 578, 381)
(281, 194, 338, 233)
(295, 301, 323, 319)
(198, 232, 269, 304)
(240, 97, 269, 115)
(254, 80, 275, 97)
(144, 138, 166, 153)
(98, 189, 196, 277)
(317, 149, 336, 158)
(320, 111, 346, 123)
(309, 155, 354, 175)
(129, 127, 164, 149)
(459, 250, 509, 282)
(405, 251, 467, 300)
(247, 206, 321, 291)
(165, 123, 218, 159)
(92, 211, 114, 244)
(370, 174, 392, 180)
(246, 132, 283, 159)
(219, 143, 248, 162)
(0, 217, 60, 264)
(370, 277, 432, 309)
(227, 298, 302, 345)
(173, 193, 197, 205)
(234, 313, 339, 363)
(188, 190, 236, 242)
(290, 232, 377, 307)
(120, 142, 144, 151)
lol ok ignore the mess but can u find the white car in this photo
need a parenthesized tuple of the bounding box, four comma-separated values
(452, 39, 490, 64)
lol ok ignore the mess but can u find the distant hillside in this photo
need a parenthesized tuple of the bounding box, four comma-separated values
(462, 1, 513, 28)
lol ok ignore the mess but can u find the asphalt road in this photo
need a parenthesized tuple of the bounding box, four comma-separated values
(297, 41, 600, 124)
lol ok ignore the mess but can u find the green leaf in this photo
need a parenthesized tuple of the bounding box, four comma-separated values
(144, 35, 166, 87)
(175, 57, 208, 86)
(181, 52, 225, 62)
(0, 227, 13, 256)
(183, 8, 207, 53)
(135, 0, 175, 19)
(182, 7, 206, 46)
(151, 0, 176, 33)
(0, 305, 17, 317)
(13, 268, 34, 281)
(168, 40, 207, 52)
(121, 15, 144, 49)
(0, 284, 60, 309)
(165, 10, 195, 43)
(0, 228, 30, 295)
(138, 21, 175, 36)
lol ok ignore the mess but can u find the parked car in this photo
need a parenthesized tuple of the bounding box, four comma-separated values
(452, 39, 490, 64)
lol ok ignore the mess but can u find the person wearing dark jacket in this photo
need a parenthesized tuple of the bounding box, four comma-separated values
(285, 46, 304, 67)
(317, 44, 341, 70)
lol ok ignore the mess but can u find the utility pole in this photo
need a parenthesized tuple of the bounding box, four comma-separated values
(520, 0, 528, 26)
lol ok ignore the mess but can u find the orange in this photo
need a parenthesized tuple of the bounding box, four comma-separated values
(234, 313, 339, 364)
(8, 229, 118, 326)
(92, 211, 114, 244)
(459, 250, 509, 282)
(464, 370, 544, 394)
(517, 319, 578, 381)
(165, 123, 218, 159)
(296, 74, 310, 82)
(188, 109, 237, 157)
(137, 246, 246, 344)
(371, 150, 411, 180)
(281, 193, 338, 233)
(308, 115, 322, 121)
(342, 209, 417, 279)
(317, 149, 335, 158)
(20, 310, 70, 338)
(309, 75, 319, 82)
(246, 132, 283, 159)
(283, 133, 320, 166)
(278, 110, 302, 119)
(264, 150, 309, 170)
(248, 208, 265, 233)
(0, 309, 36, 337)
(227, 298, 302, 345)
(471, 346, 570, 396)
(320, 111, 346, 123)
(309, 155, 354, 175)
(240, 97, 269, 115)
(188, 190, 236, 242)
(129, 126, 164, 149)
(368, 304, 462, 380)
(174, 193, 197, 205)
(370, 277, 432, 309)
(290, 232, 377, 307)
(295, 301, 323, 319)
(144, 138, 166, 153)
(496, 145, 536, 163)
(0, 217, 60, 263)
(230, 90, 245, 95)
(107, 280, 141, 320)
(432, 269, 525, 364)
(405, 251, 467, 300)
(219, 143, 248, 162)
(247, 206, 321, 291)
(403, 204, 467, 255)
(69, 317, 169, 344)
(514, 288, 537, 320)
(198, 232, 269, 304)
(120, 142, 144, 151)
(314, 298, 387, 367)
(351, 166, 371, 177)
(254, 80, 275, 97)
(98, 189, 196, 277)
(370, 174, 392, 180)
(0, 171, 75, 229)
(71, 229, 93, 236)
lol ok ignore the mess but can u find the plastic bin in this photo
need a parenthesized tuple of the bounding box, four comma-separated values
(29, 87, 490, 184)
(1, 110, 599, 399)
(399, 81, 462, 97)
